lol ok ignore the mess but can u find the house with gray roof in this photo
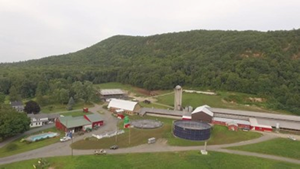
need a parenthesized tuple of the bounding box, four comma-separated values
(10, 101, 24, 112)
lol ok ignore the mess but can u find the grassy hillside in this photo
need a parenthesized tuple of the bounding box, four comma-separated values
(1, 29, 300, 114)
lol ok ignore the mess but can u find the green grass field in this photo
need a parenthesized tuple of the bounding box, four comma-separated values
(41, 102, 93, 113)
(0, 128, 63, 158)
(60, 111, 92, 117)
(229, 138, 300, 160)
(156, 91, 290, 114)
(71, 116, 261, 149)
(1, 151, 299, 169)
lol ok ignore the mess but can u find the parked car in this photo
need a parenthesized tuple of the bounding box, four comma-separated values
(110, 145, 119, 150)
(94, 149, 106, 155)
(60, 136, 71, 142)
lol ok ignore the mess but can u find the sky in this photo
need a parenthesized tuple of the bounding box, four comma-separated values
(1, 0, 300, 63)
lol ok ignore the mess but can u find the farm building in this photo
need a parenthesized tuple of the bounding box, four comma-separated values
(108, 99, 140, 115)
(249, 118, 273, 132)
(139, 105, 300, 131)
(56, 114, 104, 132)
(212, 117, 251, 130)
(227, 121, 239, 131)
(27, 113, 59, 128)
(100, 89, 127, 101)
(191, 105, 214, 123)
(211, 108, 300, 131)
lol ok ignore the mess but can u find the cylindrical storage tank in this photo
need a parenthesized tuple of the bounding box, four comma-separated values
(173, 120, 211, 141)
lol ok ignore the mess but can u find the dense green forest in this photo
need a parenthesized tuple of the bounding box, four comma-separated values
(1, 29, 300, 114)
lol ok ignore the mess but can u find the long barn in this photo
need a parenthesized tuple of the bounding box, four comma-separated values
(139, 107, 300, 131)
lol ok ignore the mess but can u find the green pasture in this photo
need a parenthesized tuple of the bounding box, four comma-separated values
(71, 116, 261, 149)
(229, 138, 300, 160)
(1, 151, 299, 169)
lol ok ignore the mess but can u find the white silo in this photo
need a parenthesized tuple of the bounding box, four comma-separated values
(174, 85, 182, 110)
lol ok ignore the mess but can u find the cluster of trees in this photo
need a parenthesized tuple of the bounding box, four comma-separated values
(0, 105, 30, 140)
(1, 29, 300, 114)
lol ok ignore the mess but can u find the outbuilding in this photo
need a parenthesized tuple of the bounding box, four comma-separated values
(191, 105, 214, 123)
(84, 114, 104, 127)
(108, 99, 140, 115)
(100, 89, 127, 101)
(227, 121, 238, 131)
(56, 114, 104, 133)
(249, 118, 273, 132)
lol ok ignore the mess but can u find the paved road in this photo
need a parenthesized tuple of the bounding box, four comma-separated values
(1, 105, 300, 166)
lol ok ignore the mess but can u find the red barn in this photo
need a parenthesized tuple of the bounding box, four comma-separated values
(249, 118, 273, 132)
(84, 114, 104, 127)
(227, 121, 239, 131)
(56, 114, 104, 132)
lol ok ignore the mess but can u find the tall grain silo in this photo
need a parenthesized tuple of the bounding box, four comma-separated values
(174, 85, 182, 110)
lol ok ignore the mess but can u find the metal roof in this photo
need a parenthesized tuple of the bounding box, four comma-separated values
(192, 105, 214, 117)
(210, 108, 300, 122)
(213, 117, 250, 125)
(27, 113, 59, 119)
(84, 114, 104, 123)
(108, 99, 138, 111)
(59, 116, 91, 128)
(100, 89, 125, 96)
(139, 107, 184, 116)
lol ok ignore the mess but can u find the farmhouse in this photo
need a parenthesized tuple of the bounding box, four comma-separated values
(100, 89, 127, 101)
(108, 99, 140, 115)
(10, 101, 24, 112)
(56, 114, 104, 132)
(27, 113, 59, 128)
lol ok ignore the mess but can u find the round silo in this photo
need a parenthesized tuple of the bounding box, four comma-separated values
(174, 85, 182, 110)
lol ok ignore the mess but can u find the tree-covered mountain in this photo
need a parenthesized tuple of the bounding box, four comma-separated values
(1, 29, 300, 114)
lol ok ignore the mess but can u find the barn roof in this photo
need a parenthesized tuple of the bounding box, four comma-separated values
(108, 99, 138, 111)
(213, 117, 250, 125)
(84, 114, 104, 123)
(100, 89, 125, 96)
(191, 105, 213, 117)
(59, 116, 91, 128)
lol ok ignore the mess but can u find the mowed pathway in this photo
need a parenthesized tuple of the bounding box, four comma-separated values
(1, 105, 300, 165)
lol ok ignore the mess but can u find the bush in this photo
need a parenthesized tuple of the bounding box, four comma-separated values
(5, 143, 18, 151)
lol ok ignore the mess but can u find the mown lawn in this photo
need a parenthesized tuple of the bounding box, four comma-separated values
(229, 138, 300, 160)
(1, 151, 299, 169)
(0, 128, 63, 158)
(71, 116, 261, 149)
(59, 111, 92, 117)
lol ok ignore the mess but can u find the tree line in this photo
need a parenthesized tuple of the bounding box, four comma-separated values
(1, 29, 300, 114)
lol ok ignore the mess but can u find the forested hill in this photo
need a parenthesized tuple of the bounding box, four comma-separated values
(1, 29, 300, 114)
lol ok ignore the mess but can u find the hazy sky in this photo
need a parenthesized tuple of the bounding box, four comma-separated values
(1, 0, 300, 63)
